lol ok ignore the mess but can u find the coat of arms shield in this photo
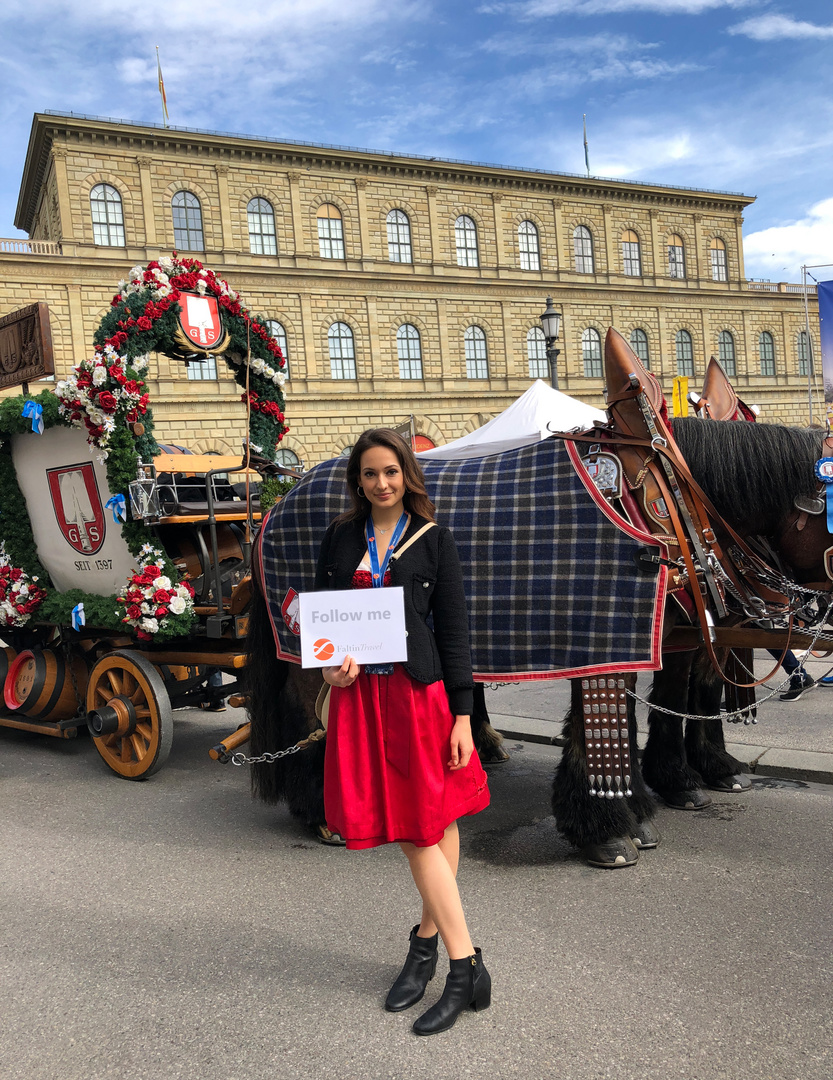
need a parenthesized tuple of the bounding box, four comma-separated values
(46, 462, 106, 555)
(176, 293, 229, 353)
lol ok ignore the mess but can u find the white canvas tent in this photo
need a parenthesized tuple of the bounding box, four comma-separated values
(417, 380, 606, 461)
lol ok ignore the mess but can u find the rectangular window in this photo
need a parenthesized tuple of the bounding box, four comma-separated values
(186, 355, 218, 380)
(318, 218, 345, 259)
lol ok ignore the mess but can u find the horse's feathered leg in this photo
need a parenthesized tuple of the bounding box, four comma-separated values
(247, 580, 327, 826)
(471, 684, 510, 764)
(684, 647, 748, 789)
(552, 675, 656, 865)
(641, 651, 712, 809)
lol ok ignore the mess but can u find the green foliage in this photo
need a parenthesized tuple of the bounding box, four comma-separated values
(259, 475, 298, 511)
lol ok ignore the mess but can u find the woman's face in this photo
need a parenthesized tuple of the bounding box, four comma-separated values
(359, 445, 406, 517)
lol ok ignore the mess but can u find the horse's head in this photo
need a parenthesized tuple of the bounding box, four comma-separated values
(775, 500, 833, 588)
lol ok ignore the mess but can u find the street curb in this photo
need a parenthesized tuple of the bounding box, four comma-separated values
(491, 712, 833, 787)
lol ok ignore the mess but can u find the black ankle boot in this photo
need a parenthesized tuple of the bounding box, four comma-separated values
(412, 948, 491, 1035)
(384, 925, 439, 1012)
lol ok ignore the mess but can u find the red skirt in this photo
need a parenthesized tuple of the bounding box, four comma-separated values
(323, 665, 490, 850)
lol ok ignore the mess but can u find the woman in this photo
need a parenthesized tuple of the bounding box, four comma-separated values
(315, 428, 491, 1036)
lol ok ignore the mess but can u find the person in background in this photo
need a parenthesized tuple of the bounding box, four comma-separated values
(772, 649, 815, 701)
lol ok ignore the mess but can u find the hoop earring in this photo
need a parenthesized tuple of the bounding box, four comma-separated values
(357, 486, 365, 498)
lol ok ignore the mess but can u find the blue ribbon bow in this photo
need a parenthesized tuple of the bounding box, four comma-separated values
(71, 603, 85, 631)
(21, 401, 44, 434)
(815, 458, 833, 534)
(105, 494, 127, 522)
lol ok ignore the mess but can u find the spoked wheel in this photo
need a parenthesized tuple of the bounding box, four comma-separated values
(86, 651, 173, 779)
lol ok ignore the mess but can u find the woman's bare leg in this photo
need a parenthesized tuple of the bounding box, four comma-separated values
(400, 823, 473, 959)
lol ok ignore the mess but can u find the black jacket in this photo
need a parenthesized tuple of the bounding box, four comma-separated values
(314, 514, 474, 715)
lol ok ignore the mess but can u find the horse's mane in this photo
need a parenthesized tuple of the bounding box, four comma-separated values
(670, 418, 824, 534)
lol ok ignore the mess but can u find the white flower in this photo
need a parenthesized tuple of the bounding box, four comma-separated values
(250, 358, 266, 375)
(132, 354, 150, 371)
(168, 595, 186, 615)
(155, 575, 172, 590)
(92, 366, 107, 387)
(140, 617, 159, 633)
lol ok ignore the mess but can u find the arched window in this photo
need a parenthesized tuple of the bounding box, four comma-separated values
(90, 184, 125, 246)
(798, 330, 813, 377)
(621, 229, 641, 277)
(668, 234, 686, 279)
(710, 237, 727, 282)
(275, 448, 301, 469)
(265, 320, 289, 380)
(464, 326, 488, 379)
(455, 215, 479, 267)
(675, 329, 694, 376)
(172, 191, 204, 251)
(759, 331, 775, 376)
(527, 327, 548, 379)
(397, 324, 423, 379)
(186, 354, 218, 381)
(630, 328, 650, 370)
(582, 328, 602, 378)
(248, 198, 277, 256)
(328, 322, 356, 379)
(718, 330, 736, 377)
(518, 221, 540, 271)
(387, 209, 412, 263)
(573, 225, 594, 274)
(317, 204, 344, 259)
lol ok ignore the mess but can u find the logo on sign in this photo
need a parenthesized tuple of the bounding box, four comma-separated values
(281, 588, 301, 635)
(46, 462, 106, 554)
(314, 639, 335, 661)
(178, 293, 224, 349)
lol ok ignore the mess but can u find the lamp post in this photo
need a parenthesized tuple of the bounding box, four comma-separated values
(539, 295, 562, 390)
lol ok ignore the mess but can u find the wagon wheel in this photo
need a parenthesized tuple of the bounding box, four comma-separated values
(86, 651, 173, 780)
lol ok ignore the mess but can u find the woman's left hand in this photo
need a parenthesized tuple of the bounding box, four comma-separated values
(448, 715, 473, 770)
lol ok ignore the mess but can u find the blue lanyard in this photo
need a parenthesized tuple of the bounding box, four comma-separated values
(365, 513, 408, 587)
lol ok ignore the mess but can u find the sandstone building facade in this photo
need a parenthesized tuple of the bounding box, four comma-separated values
(1, 111, 821, 467)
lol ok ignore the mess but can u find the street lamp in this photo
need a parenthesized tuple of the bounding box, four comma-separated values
(539, 295, 562, 390)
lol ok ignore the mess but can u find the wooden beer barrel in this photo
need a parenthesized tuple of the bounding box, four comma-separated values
(4, 649, 88, 721)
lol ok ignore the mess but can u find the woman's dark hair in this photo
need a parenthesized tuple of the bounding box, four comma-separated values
(337, 428, 435, 523)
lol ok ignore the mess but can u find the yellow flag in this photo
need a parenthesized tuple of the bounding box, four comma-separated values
(672, 376, 689, 417)
(156, 47, 169, 127)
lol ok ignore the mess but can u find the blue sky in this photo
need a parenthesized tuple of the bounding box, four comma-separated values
(1, 0, 832, 281)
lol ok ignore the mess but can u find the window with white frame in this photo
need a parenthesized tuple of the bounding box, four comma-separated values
(675, 329, 694, 376)
(248, 197, 277, 256)
(90, 184, 125, 246)
(621, 229, 641, 277)
(397, 324, 423, 379)
(276, 448, 301, 469)
(518, 221, 540, 271)
(455, 215, 479, 267)
(798, 330, 812, 377)
(318, 204, 345, 259)
(630, 328, 650, 370)
(464, 326, 488, 378)
(172, 191, 204, 250)
(386, 209, 412, 263)
(186, 355, 218, 381)
(527, 327, 548, 379)
(329, 322, 356, 379)
(718, 330, 736, 377)
(710, 237, 727, 282)
(759, 331, 775, 376)
(582, 327, 602, 377)
(668, 234, 686, 279)
(573, 225, 594, 274)
(265, 320, 289, 380)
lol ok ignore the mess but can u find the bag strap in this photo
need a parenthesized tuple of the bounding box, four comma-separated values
(390, 521, 437, 560)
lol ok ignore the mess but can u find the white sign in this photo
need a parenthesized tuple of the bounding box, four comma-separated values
(299, 587, 408, 668)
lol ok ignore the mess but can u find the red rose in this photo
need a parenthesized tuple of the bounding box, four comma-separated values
(124, 380, 140, 395)
(138, 394, 149, 413)
(183, 581, 195, 598)
(136, 630, 152, 641)
(127, 604, 142, 619)
(97, 391, 118, 412)
(153, 588, 171, 604)
(137, 316, 152, 331)
(144, 565, 161, 581)
(155, 605, 168, 619)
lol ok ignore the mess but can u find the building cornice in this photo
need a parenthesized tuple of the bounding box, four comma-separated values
(15, 112, 755, 234)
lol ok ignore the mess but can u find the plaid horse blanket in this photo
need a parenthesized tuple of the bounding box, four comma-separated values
(258, 438, 667, 680)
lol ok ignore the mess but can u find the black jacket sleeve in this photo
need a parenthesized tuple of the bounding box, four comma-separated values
(430, 527, 474, 716)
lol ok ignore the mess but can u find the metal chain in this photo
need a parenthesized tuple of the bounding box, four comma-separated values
(230, 744, 304, 766)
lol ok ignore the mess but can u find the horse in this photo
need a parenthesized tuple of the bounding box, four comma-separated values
(244, 417, 831, 861)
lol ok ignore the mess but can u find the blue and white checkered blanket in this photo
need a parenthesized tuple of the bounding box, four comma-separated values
(258, 439, 667, 680)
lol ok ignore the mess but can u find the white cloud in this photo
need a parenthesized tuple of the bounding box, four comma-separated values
(744, 199, 833, 281)
(481, 0, 752, 16)
(728, 14, 833, 41)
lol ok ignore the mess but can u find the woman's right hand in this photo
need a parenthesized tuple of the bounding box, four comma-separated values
(322, 654, 360, 688)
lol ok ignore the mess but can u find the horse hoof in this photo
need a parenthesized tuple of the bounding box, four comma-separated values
(707, 773, 752, 793)
(631, 820, 661, 849)
(314, 823, 347, 846)
(660, 788, 713, 811)
(583, 835, 639, 868)
(480, 747, 511, 764)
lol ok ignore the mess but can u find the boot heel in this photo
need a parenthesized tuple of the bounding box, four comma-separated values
(471, 982, 491, 1011)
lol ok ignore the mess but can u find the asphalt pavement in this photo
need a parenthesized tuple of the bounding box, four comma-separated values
(1, 683, 832, 1080)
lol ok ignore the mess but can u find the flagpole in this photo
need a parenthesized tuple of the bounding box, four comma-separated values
(583, 114, 590, 177)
